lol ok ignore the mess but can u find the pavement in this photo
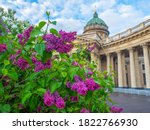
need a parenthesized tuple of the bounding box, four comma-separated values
(110, 92, 150, 113)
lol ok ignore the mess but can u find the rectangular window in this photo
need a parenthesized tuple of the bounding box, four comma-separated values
(143, 73, 146, 85)
(126, 73, 128, 86)
(142, 64, 145, 70)
(125, 65, 127, 70)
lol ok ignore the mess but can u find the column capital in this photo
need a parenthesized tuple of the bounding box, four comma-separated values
(106, 53, 111, 56)
(141, 43, 149, 47)
(128, 47, 134, 51)
(116, 50, 122, 54)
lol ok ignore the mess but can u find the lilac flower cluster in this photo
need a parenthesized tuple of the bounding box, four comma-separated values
(70, 96, 79, 102)
(86, 68, 94, 75)
(17, 26, 34, 45)
(87, 43, 96, 52)
(59, 30, 76, 43)
(14, 57, 29, 70)
(0, 44, 7, 52)
(44, 90, 65, 109)
(80, 108, 90, 113)
(32, 57, 52, 72)
(85, 78, 100, 91)
(43, 30, 76, 53)
(9, 50, 21, 62)
(9, 50, 30, 70)
(72, 61, 78, 66)
(67, 76, 101, 96)
(110, 106, 123, 113)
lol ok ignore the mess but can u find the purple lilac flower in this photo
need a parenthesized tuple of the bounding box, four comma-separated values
(44, 90, 55, 107)
(31, 56, 37, 63)
(17, 26, 34, 45)
(0, 44, 7, 52)
(85, 78, 100, 91)
(33, 59, 52, 72)
(55, 97, 65, 109)
(34, 61, 45, 72)
(9, 50, 21, 62)
(64, 95, 69, 101)
(59, 30, 76, 43)
(110, 106, 123, 113)
(87, 71, 94, 75)
(43, 31, 76, 53)
(18, 104, 24, 109)
(37, 106, 42, 113)
(80, 108, 90, 113)
(88, 43, 96, 52)
(77, 86, 88, 96)
(74, 75, 82, 82)
(44, 59, 52, 69)
(70, 96, 78, 102)
(14, 57, 29, 70)
(66, 81, 71, 88)
(71, 81, 88, 96)
(72, 61, 78, 66)
(86, 68, 94, 75)
(53, 91, 60, 99)
(71, 82, 79, 91)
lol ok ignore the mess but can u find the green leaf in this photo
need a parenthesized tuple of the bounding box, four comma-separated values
(29, 95, 38, 111)
(46, 11, 50, 16)
(0, 82, 3, 88)
(0, 104, 11, 113)
(2, 69, 8, 75)
(8, 69, 18, 81)
(4, 60, 10, 66)
(35, 88, 46, 95)
(38, 78, 45, 87)
(6, 42, 13, 53)
(22, 55, 32, 65)
(61, 72, 67, 78)
(0, 87, 4, 95)
(38, 21, 46, 29)
(30, 27, 43, 37)
(85, 91, 93, 104)
(47, 71, 58, 82)
(68, 67, 79, 80)
(49, 80, 62, 93)
(42, 51, 52, 62)
(51, 21, 57, 25)
(28, 71, 42, 81)
(21, 93, 32, 105)
(50, 28, 60, 37)
(35, 43, 45, 57)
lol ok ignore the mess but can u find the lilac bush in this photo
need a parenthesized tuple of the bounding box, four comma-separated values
(0, 11, 116, 113)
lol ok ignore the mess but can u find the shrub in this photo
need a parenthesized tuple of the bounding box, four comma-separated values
(0, 11, 114, 113)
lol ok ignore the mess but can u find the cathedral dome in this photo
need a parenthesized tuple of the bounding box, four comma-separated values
(86, 11, 108, 27)
(83, 11, 109, 35)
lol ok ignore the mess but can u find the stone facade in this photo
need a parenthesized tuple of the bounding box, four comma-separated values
(73, 13, 150, 88)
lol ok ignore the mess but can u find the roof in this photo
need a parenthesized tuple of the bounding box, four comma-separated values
(86, 11, 108, 27)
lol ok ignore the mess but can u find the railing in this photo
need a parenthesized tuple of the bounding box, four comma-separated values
(106, 18, 150, 43)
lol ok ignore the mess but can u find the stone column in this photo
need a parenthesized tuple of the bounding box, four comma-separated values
(91, 52, 95, 62)
(110, 54, 115, 82)
(134, 49, 142, 87)
(106, 53, 111, 74)
(122, 53, 127, 86)
(129, 48, 136, 87)
(143, 44, 150, 88)
(117, 51, 123, 87)
(97, 55, 101, 72)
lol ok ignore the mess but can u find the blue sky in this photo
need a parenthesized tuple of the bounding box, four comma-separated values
(0, 0, 150, 35)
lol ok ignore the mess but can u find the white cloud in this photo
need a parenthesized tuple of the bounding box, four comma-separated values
(0, 0, 150, 36)
(100, 4, 146, 35)
(55, 18, 84, 34)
